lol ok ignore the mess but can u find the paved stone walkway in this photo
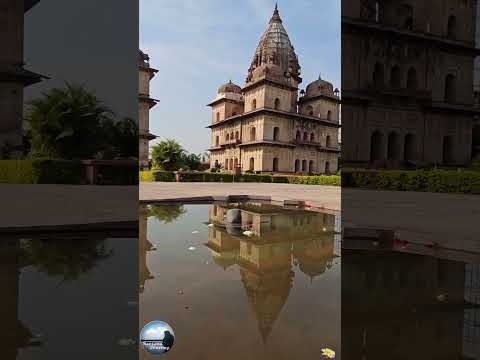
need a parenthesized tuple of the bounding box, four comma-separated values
(0, 185, 137, 231)
(343, 189, 480, 253)
(140, 182, 340, 212)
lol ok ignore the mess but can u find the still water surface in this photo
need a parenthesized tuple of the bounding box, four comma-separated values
(140, 203, 341, 360)
(1, 237, 137, 360)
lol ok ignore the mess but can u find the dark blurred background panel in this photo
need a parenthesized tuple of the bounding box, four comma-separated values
(341, 0, 479, 169)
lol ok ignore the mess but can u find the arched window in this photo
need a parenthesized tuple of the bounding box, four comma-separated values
(273, 127, 280, 141)
(225, 159, 229, 170)
(302, 160, 307, 171)
(327, 111, 332, 121)
(404, 133, 416, 161)
(447, 15, 457, 39)
(445, 74, 456, 103)
(308, 160, 314, 174)
(370, 131, 384, 161)
(303, 132, 308, 142)
(373, 62, 385, 89)
(399, 4, 414, 30)
(296, 130, 301, 141)
(215, 136, 219, 147)
(250, 127, 256, 141)
(442, 136, 454, 164)
(230, 132, 234, 140)
(235, 131, 239, 140)
(294, 159, 300, 172)
(387, 132, 401, 160)
(229, 158, 234, 171)
(249, 157, 255, 171)
(216, 112, 220, 122)
(226, 133, 230, 141)
(274, 98, 280, 110)
(326, 135, 331, 148)
(310, 133, 315, 142)
(252, 99, 257, 110)
(407, 67, 417, 90)
(234, 158, 239, 169)
(307, 105, 314, 116)
(375, 1, 382, 23)
(325, 161, 330, 175)
(391, 66, 401, 89)
(273, 157, 279, 172)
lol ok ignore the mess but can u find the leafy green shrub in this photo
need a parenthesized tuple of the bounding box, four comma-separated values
(272, 176, 289, 183)
(344, 169, 480, 194)
(288, 175, 341, 186)
(152, 171, 176, 182)
(0, 160, 35, 184)
(32, 160, 83, 184)
(139, 171, 155, 182)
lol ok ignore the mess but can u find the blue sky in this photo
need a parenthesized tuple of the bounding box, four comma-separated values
(140, 0, 340, 154)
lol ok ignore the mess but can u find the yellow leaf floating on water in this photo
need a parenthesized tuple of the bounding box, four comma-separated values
(321, 348, 335, 359)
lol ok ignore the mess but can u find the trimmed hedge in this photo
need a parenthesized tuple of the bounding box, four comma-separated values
(342, 169, 480, 194)
(139, 170, 340, 186)
(0, 160, 83, 184)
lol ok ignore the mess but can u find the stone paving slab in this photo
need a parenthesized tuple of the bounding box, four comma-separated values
(0, 185, 138, 231)
(343, 188, 480, 253)
(139, 182, 340, 213)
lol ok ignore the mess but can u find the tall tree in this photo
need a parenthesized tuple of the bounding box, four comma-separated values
(150, 139, 185, 171)
(27, 83, 112, 159)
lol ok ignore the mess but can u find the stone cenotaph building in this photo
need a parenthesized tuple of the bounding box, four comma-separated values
(208, 5, 340, 175)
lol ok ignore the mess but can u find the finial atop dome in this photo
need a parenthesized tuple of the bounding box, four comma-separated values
(270, 2, 282, 23)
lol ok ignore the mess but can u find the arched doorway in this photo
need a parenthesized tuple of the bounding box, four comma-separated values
(442, 136, 454, 164)
(273, 127, 280, 141)
(445, 74, 456, 103)
(447, 15, 457, 39)
(294, 159, 300, 173)
(252, 99, 257, 110)
(407, 67, 417, 90)
(308, 160, 314, 174)
(229, 158, 233, 171)
(404, 134, 416, 161)
(249, 157, 255, 171)
(370, 131, 384, 161)
(234, 158, 238, 169)
(327, 111, 332, 121)
(274, 98, 280, 110)
(373, 62, 384, 89)
(273, 158, 279, 172)
(326, 135, 331, 148)
(250, 127, 256, 141)
(310, 133, 315, 142)
(325, 161, 330, 175)
(387, 132, 401, 160)
(303, 132, 308, 142)
(225, 159, 229, 170)
(296, 130, 301, 141)
(302, 160, 307, 172)
(390, 66, 401, 89)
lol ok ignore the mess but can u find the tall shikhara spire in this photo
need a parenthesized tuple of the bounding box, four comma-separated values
(246, 4, 301, 85)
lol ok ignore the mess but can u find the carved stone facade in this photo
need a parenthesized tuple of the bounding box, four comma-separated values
(342, 0, 479, 167)
(0, 0, 45, 158)
(208, 5, 340, 174)
(138, 50, 158, 169)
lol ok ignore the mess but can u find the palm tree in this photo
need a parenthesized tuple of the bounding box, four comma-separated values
(150, 139, 185, 171)
(27, 83, 113, 159)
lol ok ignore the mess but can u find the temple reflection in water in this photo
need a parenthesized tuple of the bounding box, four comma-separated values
(342, 238, 480, 360)
(140, 202, 339, 349)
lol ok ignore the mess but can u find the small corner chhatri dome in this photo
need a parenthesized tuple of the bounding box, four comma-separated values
(304, 76, 337, 99)
(218, 80, 242, 95)
(246, 3, 301, 85)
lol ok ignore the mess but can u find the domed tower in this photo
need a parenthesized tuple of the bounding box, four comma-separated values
(244, 4, 301, 113)
(298, 75, 340, 150)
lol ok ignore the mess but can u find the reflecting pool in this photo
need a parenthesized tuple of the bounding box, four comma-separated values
(1, 236, 137, 360)
(342, 238, 480, 360)
(140, 203, 341, 360)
